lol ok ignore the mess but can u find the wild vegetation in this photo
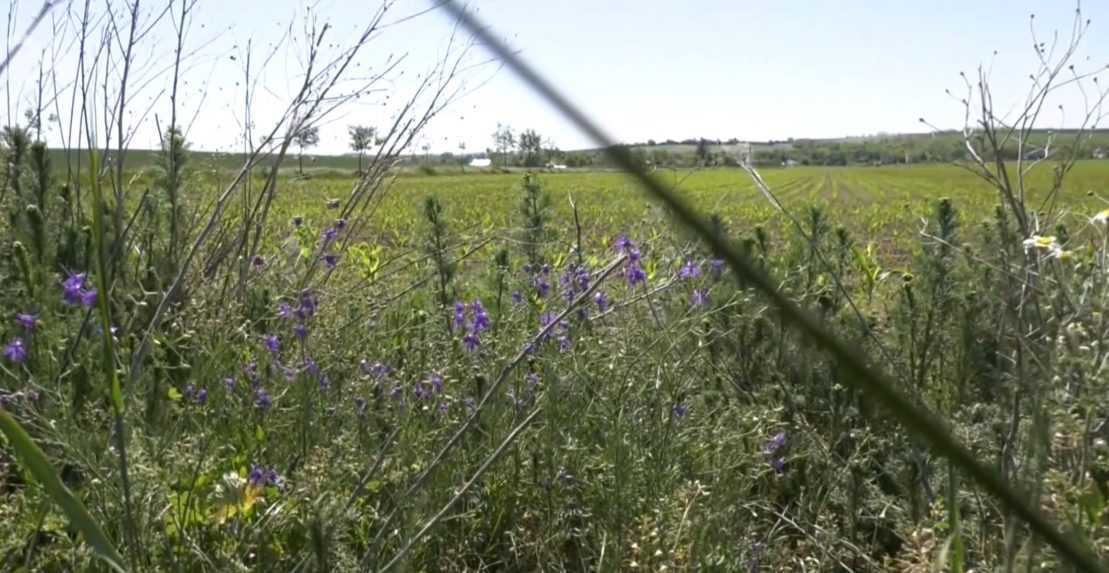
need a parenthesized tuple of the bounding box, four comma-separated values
(2, 1, 1109, 572)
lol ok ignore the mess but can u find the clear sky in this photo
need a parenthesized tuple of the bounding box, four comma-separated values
(2, 0, 1108, 154)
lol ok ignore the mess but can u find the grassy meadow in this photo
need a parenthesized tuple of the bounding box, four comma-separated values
(5, 150, 1109, 571)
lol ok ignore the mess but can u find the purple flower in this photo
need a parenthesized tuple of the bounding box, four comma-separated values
(254, 388, 273, 411)
(679, 260, 702, 280)
(672, 403, 688, 419)
(321, 226, 339, 244)
(765, 432, 787, 454)
(196, 388, 208, 406)
(263, 335, 280, 354)
(691, 289, 710, 307)
(251, 255, 266, 268)
(244, 361, 260, 385)
(437, 401, 450, 416)
(361, 359, 391, 380)
(3, 338, 27, 364)
(62, 273, 97, 307)
(297, 290, 318, 319)
(709, 258, 725, 280)
(79, 289, 99, 307)
(318, 374, 331, 392)
(511, 291, 524, 305)
(304, 357, 321, 377)
(326, 198, 341, 209)
(463, 332, 481, 352)
(770, 457, 786, 474)
(62, 273, 86, 304)
(323, 253, 339, 269)
(15, 313, 37, 331)
(533, 275, 551, 298)
(428, 372, 444, 394)
(558, 335, 572, 353)
(614, 234, 635, 254)
(277, 302, 294, 319)
(624, 260, 647, 287)
(353, 397, 368, 416)
(472, 300, 491, 333)
(184, 384, 196, 401)
(334, 218, 347, 230)
(249, 465, 282, 488)
(223, 377, 237, 392)
(453, 302, 467, 330)
(594, 291, 609, 313)
(292, 323, 308, 340)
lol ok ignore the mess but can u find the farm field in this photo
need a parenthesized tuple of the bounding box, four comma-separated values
(273, 162, 1109, 261)
(5, 156, 1109, 570)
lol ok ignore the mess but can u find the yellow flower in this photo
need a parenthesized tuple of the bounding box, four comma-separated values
(1093, 209, 1109, 225)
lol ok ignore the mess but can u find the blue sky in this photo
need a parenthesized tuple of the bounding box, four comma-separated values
(3, 0, 1108, 154)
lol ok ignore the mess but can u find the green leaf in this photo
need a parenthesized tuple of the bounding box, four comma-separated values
(0, 411, 127, 572)
(167, 387, 182, 402)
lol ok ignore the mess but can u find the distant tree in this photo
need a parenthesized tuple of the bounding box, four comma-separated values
(293, 125, 320, 175)
(518, 129, 544, 167)
(348, 125, 376, 174)
(492, 123, 516, 167)
(647, 139, 657, 146)
(695, 138, 710, 166)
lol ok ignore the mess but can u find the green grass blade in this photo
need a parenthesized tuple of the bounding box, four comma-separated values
(0, 410, 127, 572)
(439, 3, 1108, 570)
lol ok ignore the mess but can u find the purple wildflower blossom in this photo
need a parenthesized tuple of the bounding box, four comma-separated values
(691, 289, 710, 307)
(62, 273, 98, 307)
(251, 255, 266, 268)
(321, 226, 339, 244)
(511, 291, 524, 305)
(263, 335, 280, 354)
(463, 332, 481, 352)
(472, 300, 491, 333)
(223, 377, 237, 392)
(453, 302, 467, 330)
(334, 218, 347, 230)
(3, 338, 27, 364)
(196, 388, 208, 406)
(15, 313, 37, 331)
(428, 372, 444, 394)
(672, 403, 688, 419)
(254, 388, 272, 411)
(709, 258, 725, 280)
(679, 260, 702, 280)
(293, 323, 308, 340)
(614, 234, 635, 254)
(249, 465, 282, 488)
(323, 253, 339, 269)
(558, 335, 573, 353)
(594, 291, 609, 313)
(624, 260, 647, 287)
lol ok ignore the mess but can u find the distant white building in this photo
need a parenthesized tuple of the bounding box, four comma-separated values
(469, 157, 492, 168)
(546, 162, 568, 170)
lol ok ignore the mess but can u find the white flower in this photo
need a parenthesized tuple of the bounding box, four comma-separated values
(1023, 234, 1060, 253)
(1093, 209, 1109, 225)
